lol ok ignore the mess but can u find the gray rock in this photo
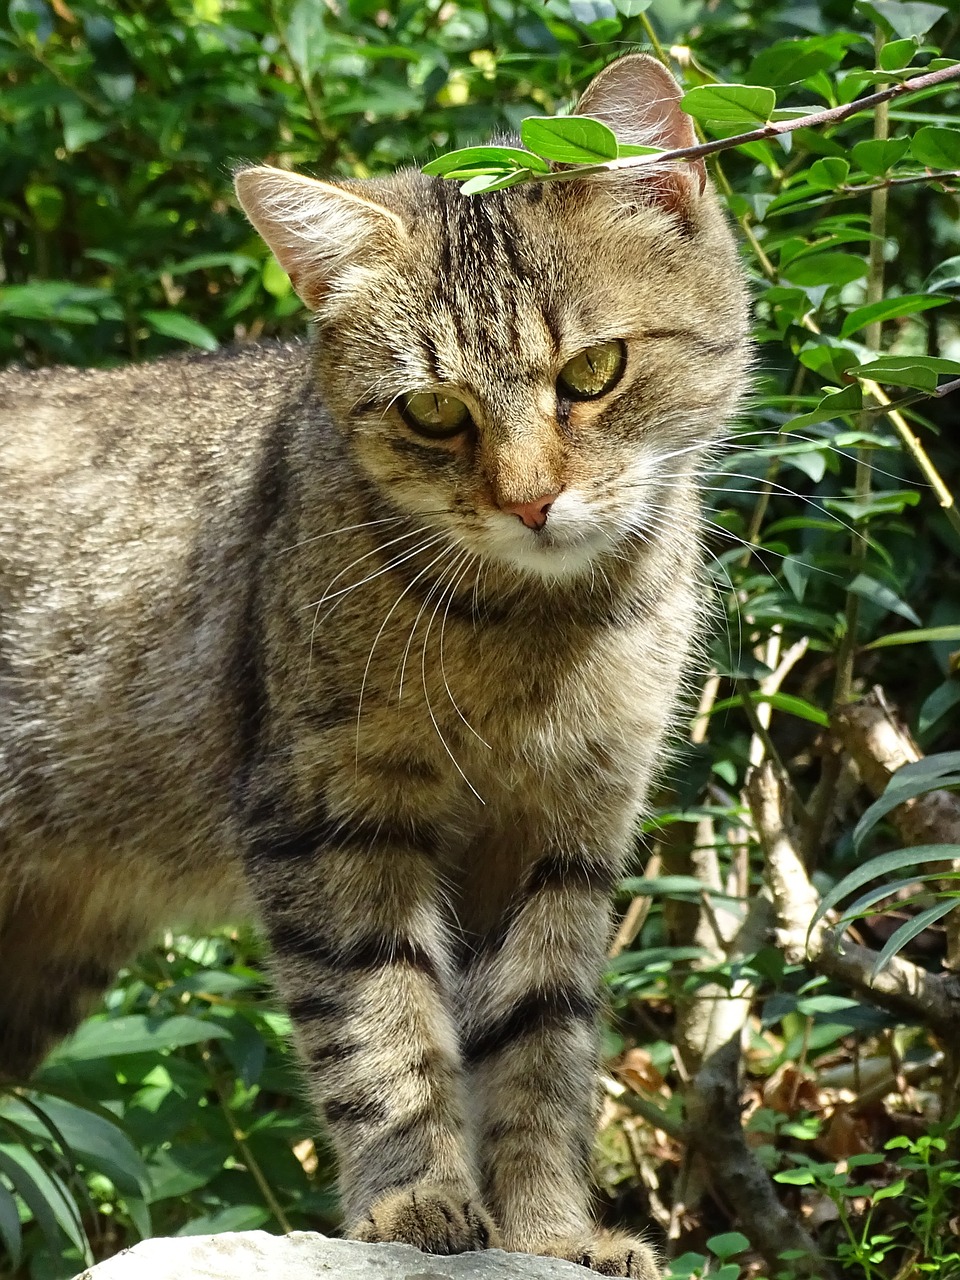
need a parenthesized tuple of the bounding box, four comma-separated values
(74, 1232, 605, 1280)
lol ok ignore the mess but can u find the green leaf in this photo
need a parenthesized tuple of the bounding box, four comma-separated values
(520, 115, 618, 164)
(459, 170, 535, 195)
(783, 252, 868, 287)
(867, 624, 960, 649)
(840, 293, 949, 338)
(710, 691, 830, 727)
(812, 845, 960, 933)
(847, 573, 921, 625)
(0, 1146, 88, 1260)
(617, 875, 741, 901)
(142, 311, 219, 351)
(775, 1168, 817, 1185)
(680, 83, 777, 128)
(0, 1181, 22, 1269)
(285, 0, 327, 77)
(871, 898, 959, 977)
(911, 126, 960, 169)
(807, 157, 851, 189)
(853, 752, 960, 849)
(856, 1, 947, 40)
(24, 182, 65, 231)
(872, 1177, 908, 1202)
(422, 145, 550, 177)
(49, 1014, 231, 1063)
(0, 1097, 150, 1198)
(855, 354, 960, 392)
(925, 255, 960, 292)
(748, 36, 855, 88)
(880, 38, 921, 71)
(919, 681, 960, 736)
(707, 1232, 751, 1260)
(788, 384, 863, 430)
(8, 0, 53, 44)
(612, 0, 653, 13)
(851, 136, 910, 176)
(824, 489, 920, 520)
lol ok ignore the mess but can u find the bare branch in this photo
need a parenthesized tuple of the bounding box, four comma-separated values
(685, 1035, 838, 1279)
(746, 761, 960, 1038)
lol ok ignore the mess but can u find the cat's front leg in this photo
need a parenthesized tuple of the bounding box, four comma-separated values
(460, 830, 660, 1279)
(244, 786, 497, 1255)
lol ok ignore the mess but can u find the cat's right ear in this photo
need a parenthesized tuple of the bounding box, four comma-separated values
(234, 166, 407, 312)
(574, 54, 706, 214)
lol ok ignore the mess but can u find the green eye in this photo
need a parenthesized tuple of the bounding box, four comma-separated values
(557, 339, 626, 402)
(399, 391, 471, 439)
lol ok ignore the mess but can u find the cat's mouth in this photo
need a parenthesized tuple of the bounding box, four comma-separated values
(476, 503, 619, 581)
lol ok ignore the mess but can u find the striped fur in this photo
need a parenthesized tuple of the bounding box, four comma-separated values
(0, 56, 748, 1277)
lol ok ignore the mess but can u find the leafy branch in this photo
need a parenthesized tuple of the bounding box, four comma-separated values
(424, 61, 960, 194)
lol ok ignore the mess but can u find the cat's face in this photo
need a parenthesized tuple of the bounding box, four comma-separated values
(237, 56, 750, 582)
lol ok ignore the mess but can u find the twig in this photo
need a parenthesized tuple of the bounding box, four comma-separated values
(601, 1074, 686, 1142)
(833, 687, 960, 972)
(507, 63, 960, 187)
(685, 1035, 838, 1279)
(747, 760, 960, 1038)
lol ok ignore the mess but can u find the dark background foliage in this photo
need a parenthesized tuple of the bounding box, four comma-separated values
(2, 1, 960, 1277)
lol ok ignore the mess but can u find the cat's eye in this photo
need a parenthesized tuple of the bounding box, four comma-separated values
(557, 339, 626, 402)
(399, 391, 471, 439)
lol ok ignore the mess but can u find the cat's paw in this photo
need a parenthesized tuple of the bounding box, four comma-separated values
(540, 1232, 661, 1278)
(349, 1184, 501, 1255)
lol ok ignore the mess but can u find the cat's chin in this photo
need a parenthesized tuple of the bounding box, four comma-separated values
(478, 524, 619, 583)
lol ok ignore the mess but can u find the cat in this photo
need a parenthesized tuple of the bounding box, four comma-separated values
(0, 53, 749, 1278)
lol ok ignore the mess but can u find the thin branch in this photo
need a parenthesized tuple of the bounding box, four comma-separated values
(685, 1035, 838, 1279)
(747, 760, 960, 1039)
(508, 62, 960, 186)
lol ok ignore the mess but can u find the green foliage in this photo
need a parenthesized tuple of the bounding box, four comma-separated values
(3, 0, 960, 1277)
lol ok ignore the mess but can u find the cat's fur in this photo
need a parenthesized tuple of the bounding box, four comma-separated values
(0, 56, 749, 1277)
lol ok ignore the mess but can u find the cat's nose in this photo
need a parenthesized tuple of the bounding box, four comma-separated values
(500, 493, 560, 530)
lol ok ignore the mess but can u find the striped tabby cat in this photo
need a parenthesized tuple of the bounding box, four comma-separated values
(0, 54, 748, 1277)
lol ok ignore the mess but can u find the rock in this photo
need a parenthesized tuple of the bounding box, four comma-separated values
(74, 1232, 607, 1280)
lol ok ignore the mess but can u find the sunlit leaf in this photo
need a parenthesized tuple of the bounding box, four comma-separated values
(840, 293, 949, 338)
(520, 115, 618, 164)
(142, 310, 219, 351)
(680, 83, 777, 128)
(422, 145, 550, 177)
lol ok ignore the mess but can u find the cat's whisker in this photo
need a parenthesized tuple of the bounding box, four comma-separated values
(307, 532, 450, 673)
(355, 541, 461, 764)
(420, 552, 484, 806)
(281, 515, 407, 554)
(308, 529, 448, 612)
(396, 542, 463, 703)
(439, 552, 490, 750)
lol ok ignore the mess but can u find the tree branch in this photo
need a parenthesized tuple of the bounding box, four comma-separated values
(685, 1035, 838, 1279)
(525, 63, 960, 185)
(746, 760, 960, 1039)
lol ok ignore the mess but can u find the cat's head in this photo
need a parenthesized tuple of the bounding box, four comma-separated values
(236, 54, 749, 582)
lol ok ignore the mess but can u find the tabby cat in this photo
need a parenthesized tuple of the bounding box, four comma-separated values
(0, 54, 749, 1277)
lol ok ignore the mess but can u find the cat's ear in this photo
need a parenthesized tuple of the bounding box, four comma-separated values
(575, 53, 706, 210)
(234, 166, 407, 311)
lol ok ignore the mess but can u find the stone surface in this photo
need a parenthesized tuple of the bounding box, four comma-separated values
(75, 1232, 605, 1280)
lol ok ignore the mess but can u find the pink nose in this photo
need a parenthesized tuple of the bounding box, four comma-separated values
(500, 493, 560, 530)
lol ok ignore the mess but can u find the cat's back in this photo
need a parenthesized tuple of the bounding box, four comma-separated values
(0, 342, 309, 872)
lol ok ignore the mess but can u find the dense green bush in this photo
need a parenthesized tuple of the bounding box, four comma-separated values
(2, 1, 960, 1277)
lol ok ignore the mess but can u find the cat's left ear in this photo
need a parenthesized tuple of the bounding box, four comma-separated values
(575, 53, 706, 210)
(234, 166, 407, 312)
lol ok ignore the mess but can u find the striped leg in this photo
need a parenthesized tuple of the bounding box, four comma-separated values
(460, 842, 660, 1279)
(246, 798, 497, 1254)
